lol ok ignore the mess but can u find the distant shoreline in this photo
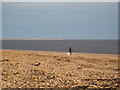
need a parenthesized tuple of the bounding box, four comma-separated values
(1, 39, 63, 40)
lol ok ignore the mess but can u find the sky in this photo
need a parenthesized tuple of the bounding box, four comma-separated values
(0, 2, 2, 39)
(2, 2, 118, 39)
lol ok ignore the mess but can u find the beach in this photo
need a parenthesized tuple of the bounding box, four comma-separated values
(1, 49, 120, 89)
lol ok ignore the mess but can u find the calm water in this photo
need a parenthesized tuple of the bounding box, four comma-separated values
(2, 40, 118, 54)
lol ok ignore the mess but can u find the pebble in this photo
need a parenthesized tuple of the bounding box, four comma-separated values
(33, 62, 41, 66)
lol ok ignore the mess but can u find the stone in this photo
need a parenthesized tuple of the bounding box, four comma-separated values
(33, 62, 41, 66)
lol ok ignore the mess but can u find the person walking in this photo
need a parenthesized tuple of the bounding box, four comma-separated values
(68, 47, 72, 55)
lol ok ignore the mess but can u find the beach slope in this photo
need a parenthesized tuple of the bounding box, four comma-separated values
(1, 49, 119, 89)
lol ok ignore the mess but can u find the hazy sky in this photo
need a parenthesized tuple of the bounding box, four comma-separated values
(2, 0, 120, 2)
(2, 2, 118, 39)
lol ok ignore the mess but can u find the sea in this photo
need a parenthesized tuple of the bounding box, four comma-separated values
(2, 40, 118, 54)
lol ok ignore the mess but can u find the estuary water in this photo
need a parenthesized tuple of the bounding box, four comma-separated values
(2, 40, 118, 54)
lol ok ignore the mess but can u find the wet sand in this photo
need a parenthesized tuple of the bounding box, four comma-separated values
(1, 49, 120, 89)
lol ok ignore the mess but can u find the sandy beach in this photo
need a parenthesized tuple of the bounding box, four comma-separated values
(1, 49, 120, 89)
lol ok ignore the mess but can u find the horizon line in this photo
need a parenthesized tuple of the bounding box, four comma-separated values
(1, 38, 119, 40)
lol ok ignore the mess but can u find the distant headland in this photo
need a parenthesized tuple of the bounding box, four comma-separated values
(1, 39, 63, 40)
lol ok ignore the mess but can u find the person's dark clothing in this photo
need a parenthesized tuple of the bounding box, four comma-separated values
(69, 47, 72, 55)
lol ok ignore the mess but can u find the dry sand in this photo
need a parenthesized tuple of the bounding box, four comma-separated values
(1, 49, 120, 89)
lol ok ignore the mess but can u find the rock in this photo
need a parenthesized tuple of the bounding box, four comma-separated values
(4, 57, 9, 61)
(46, 74, 55, 79)
(65, 59, 71, 62)
(33, 62, 41, 66)
(0, 57, 9, 62)
(77, 66, 82, 69)
(40, 80, 45, 82)
(13, 71, 19, 74)
(57, 58, 61, 61)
